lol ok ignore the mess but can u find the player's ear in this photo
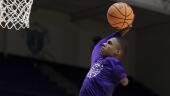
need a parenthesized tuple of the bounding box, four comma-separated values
(116, 50, 121, 55)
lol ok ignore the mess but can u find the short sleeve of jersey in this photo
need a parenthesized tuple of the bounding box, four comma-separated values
(107, 57, 127, 81)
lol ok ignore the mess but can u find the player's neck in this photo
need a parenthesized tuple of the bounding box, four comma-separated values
(110, 54, 122, 61)
(116, 55, 122, 61)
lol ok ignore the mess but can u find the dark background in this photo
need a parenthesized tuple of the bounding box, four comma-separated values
(0, 0, 169, 96)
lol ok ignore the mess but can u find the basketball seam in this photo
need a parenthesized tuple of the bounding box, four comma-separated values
(110, 20, 132, 26)
(114, 4, 126, 16)
(110, 22, 127, 26)
(121, 4, 126, 29)
(108, 13, 133, 20)
(114, 4, 133, 19)
(124, 21, 130, 26)
(123, 21, 130, 28)
(109, 20, 133, 27)
(127, 10, 133, 17)
(126, 4, 133, 17)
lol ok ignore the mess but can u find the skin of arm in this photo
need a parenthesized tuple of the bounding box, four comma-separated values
(120, 77, 129, 86)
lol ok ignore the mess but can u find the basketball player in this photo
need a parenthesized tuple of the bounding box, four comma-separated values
(79, 27, 131, 96)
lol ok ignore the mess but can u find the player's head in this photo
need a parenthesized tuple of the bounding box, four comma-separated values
(100, 37, 126, 59)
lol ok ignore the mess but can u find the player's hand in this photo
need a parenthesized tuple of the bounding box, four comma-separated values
(120, 77, 129, 86)
(120, 25, 132, 37)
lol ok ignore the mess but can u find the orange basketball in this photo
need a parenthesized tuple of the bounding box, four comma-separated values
(107, 2, 135, 30)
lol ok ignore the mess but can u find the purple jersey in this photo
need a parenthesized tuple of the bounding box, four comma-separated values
(79, 32, 127, 96)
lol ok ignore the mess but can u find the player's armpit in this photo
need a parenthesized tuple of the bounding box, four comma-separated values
(120, 77, 129, 86)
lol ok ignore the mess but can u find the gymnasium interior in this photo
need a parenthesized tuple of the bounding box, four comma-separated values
(0, 0, 169, 96)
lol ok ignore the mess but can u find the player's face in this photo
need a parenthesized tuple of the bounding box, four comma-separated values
(100, 38, 120, 57)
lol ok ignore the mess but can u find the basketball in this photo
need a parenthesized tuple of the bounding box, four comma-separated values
(107, 2, 135, 30)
